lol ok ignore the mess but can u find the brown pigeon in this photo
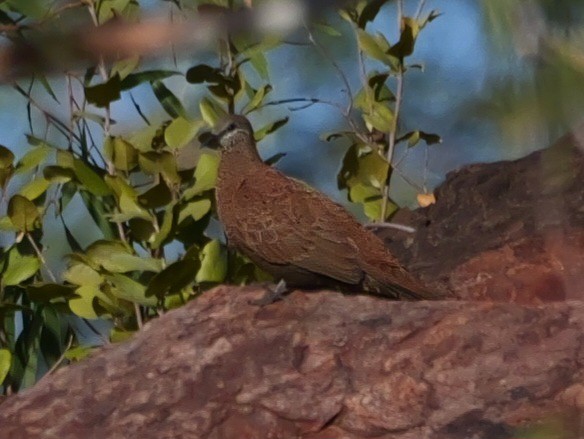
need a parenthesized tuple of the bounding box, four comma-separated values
(203, 114, 434, 301)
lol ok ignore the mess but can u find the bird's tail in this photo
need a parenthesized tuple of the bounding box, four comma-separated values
(364, 270, 439, 301)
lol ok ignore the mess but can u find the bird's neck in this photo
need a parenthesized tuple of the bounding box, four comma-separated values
(219, 143, 264, 177)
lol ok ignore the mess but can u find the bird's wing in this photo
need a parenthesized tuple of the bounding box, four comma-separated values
(230, 169, 364, 285)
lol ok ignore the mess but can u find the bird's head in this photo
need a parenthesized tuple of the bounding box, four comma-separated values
(200, 114, 255, 151)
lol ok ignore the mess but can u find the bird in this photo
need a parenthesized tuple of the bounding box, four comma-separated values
(202, 114, 435, 303)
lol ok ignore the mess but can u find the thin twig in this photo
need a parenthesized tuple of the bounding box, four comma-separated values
(305, 24, 353, 116)
(365, 222, 416, 233)
(262, 97, 371, 145)
(27, 233, 57, 282)
(380, 0, 405, 222)
(13, 85, 82, 144)
(86, 1, 127, 243)
(46, 334, 74, 375)
(415, 0, 428, 19)
(134, 302, 144, 330)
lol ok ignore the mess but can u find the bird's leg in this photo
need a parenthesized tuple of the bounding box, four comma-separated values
(249, 279, 288, 306)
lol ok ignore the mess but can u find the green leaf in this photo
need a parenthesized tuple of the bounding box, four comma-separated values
(0, 216, 18, 232)
(179, 199, 212, 223)
(63, 346, 94, 362)
(264, 152, 287, 166)
(183, 153, 220, 199)
(120, 70, 180, 90)
(145, 256, 199, 298)
(0, 145, 14, 188)
(85, 74, 122, 107)
(138, 181, 173, 209)
(0, 144, 15, 168)
(129, 125, 159, 152)
(129, 218, 156, 242)
(254, 117, 289, 142)
(85, 240, 163, 273)
(357, 29, 389, 63)
(2, 248, 40, 286)
(358, 0, 390, 28)
(64, 262, 102, 286)
(199, 97, 227, 127)
(56, 149, 75, 168)
(37, 75, 60, 103)
(151, 80, 188, 119)
(419, 10, 442, 29)
(110, 328, 135, 343)
(43, 166, 75, 183)
(249, 53, 270, 80)
(389, 17, 419, 59)
(27, 283, 76, 302)
(7, 194, 40, 232)
(68, 286, 102, 319)
(338, 144, 389, 190)
(152, 204, 176, 249)
(368, 72, 394, 102)
(104, 137, 138, 172)
(5, 0, 45, 19)
(97, 0, 132, 23)
(164, 117, 205, 149)
(111, 56, 140, 80)
(196, 239, 227, 283)
(314, 22, 342, 37)
(15, 144, 52, 174)
(104, 174, 138, 199)
(243, 84, 272, 114)
(72, 159, 112, 196)
(349, 183, 395, 221)
(19, 177, 51, 201)
(185, 64, 224, 84)
(106, 273, 157, 306)
(0, 349, 11, 384)
(114, 192, 151, 222)
(363, 102, 395, 133)
(402, 130, 442, 147)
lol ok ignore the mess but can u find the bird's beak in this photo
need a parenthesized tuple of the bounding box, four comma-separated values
(198, 131, 220, 149)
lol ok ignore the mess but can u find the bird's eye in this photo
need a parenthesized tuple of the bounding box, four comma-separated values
(227, 123, 236, 131)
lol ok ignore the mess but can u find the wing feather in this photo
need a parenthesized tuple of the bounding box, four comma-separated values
(227, 168, 364, 284)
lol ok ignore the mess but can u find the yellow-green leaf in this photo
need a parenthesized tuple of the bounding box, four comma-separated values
(0, 145, 15, 168)
(179, 199, 212, 223)
(43, 165, 75, 183)
(64, 346, 94, 362)
(64, 262, 103, 286)
(111, 56, 140, 80)
(196, 239, 227, 283)
(357, 29, 389, 63)
(165, 117, 205, 149)
(183, 153, 220, 199)
(7, 194, 40, 232)
(69, 286, 101, 319)
(363, 102, 395, 133)
(85, 240, 162, 273)
(104, 137, 138, 172)
(73, 159, 111, 196)
(15, 145, 52, 174)
(3, 248, 40, 286)
(0, 349, 11, 384)
(199, 97, 227, 127)
(19, 177, 51, 200)
(106, 273, 157, 306)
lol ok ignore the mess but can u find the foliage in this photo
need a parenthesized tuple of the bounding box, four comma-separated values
(0, 0, 439, 392)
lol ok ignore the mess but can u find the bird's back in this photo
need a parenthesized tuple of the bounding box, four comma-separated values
(216, 151, 433, 300)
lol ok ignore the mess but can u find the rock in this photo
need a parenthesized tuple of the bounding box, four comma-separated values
(1, 286, 584, 439)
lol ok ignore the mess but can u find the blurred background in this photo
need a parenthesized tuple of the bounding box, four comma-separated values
(3, 0, 583, 203)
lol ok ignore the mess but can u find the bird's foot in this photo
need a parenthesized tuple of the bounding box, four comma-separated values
(249, 279, 288, 306)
